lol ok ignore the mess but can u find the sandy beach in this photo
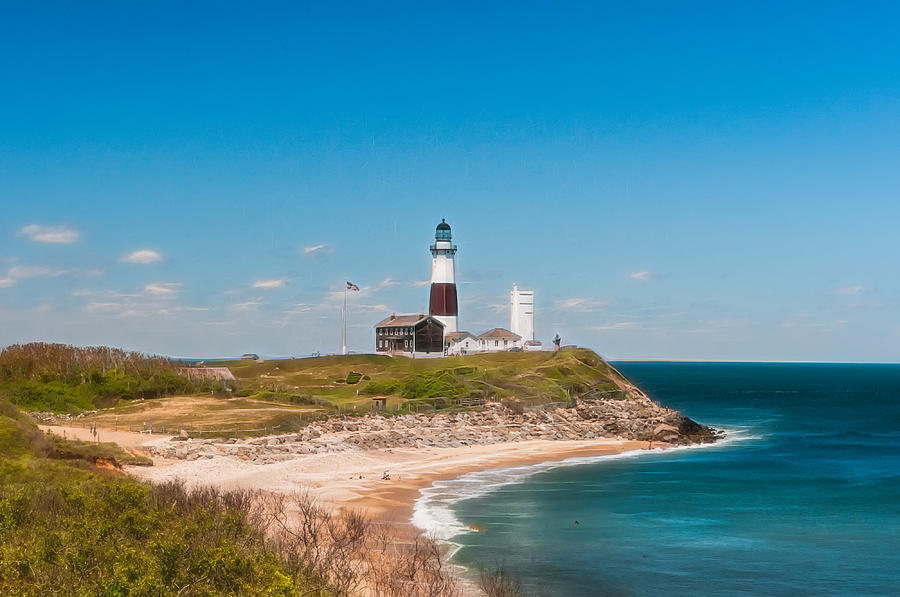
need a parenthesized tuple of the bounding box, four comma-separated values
(42, 424, 656, 530)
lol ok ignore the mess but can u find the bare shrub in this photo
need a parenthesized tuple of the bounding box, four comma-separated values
(503, 400, 526, 415)
(259, 491, 459, 596)
(479, 565, 522, 597)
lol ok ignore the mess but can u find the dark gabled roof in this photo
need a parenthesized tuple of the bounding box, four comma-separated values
(477, 328, 522, 341)
(374, 314, 446, 329)
(374, 314, 425, 328)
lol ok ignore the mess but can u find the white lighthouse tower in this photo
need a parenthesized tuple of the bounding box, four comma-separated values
(429, 219, 458, 333)
(510, 283, 534, 341)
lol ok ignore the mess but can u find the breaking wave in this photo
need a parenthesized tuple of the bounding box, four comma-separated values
(411, 428, 758, 544)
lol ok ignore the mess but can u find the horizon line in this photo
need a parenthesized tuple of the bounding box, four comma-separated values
(606, 357, 900, 365)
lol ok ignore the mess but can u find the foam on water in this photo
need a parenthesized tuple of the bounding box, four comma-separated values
(412, 428, 757, 542)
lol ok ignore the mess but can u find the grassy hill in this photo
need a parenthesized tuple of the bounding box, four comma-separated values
(223, 348, 635, 412)
(4, 343, 643, 437)
(0, 398, 334, 596)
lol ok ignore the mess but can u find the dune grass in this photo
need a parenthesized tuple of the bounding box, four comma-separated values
(1, 399, 465, 596)
(0, 399, 335, 596)
(0, 343, 227, 413)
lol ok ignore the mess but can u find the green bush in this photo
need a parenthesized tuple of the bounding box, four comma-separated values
(0, 399, 331, 596)
(360, 380, 401, 396)
(0, 343, 226, 414)
(0, 475, 325, 595)
(398, 371, 468, 400)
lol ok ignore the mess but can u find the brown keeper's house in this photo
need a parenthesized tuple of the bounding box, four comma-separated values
(374, 313, 445, 355)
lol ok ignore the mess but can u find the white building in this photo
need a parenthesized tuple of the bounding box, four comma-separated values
(477, 328, 524, 352)
(445, 331, 478, 355)
(509, 284, 534, 341)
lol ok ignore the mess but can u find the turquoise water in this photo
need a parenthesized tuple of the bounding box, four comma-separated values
(416, 363, 900, 596)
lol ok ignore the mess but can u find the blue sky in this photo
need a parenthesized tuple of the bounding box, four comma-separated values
(2, 2, 900, 361)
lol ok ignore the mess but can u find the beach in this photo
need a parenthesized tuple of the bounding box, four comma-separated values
(42, 424, 655, 530)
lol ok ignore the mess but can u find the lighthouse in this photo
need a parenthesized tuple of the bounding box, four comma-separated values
(429, 219, 458, 333)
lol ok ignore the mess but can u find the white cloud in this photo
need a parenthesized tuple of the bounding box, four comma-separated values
(231, 300, 261, 312)
(144, 283, 181, 297)
(357, 303, 389, 311)
(590, 321, 637, 331)
(0, 265, 73, 287)
(303, 244, 333, 256)
(121, 249, 163, 264)
(19, 224, 79, 244)
(837, 285, 863, 296)
(86, 301, 123, 313)
(253, 279, 285, 289)
(286, 303, 315, 314)
(410, 280, 430, 287)
(628, 271, 653, 281)
(7, 265, 66, 279)
(781, 318, 846, 332)
(468, 296, 509, 313)
(556, 297, 611, 311)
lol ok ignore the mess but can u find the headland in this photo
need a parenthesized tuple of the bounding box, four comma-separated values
(40, 348, 720, 529)
(5, 342, 720, 595)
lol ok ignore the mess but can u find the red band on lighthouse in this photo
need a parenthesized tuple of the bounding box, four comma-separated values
(429, 283, 458, 316)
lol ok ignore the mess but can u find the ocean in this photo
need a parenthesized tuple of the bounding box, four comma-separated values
(414, 362, 900, 596)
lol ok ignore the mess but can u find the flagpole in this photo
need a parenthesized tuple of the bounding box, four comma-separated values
(346, 285, 350, 354)
(342, 285, 347, 355)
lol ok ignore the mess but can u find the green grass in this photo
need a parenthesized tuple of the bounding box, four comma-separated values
(0, 399, 335, 596)
(0, 343, 230, 414)
(0, 373, 226, 414)
(220, 348, 632, 412)
(2, 342, 632, 428)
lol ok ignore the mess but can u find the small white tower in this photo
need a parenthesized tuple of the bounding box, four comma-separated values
(429, 219, 458, 333)
(510, 283, 534, 341)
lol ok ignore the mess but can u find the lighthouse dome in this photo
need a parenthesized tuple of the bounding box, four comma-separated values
(435, 218, 452, 241)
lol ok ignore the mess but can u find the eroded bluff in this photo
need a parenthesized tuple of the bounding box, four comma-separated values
(147, 391, 721, 463)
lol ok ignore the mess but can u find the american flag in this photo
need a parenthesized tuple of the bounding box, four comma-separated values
(346, 281, 360, 291)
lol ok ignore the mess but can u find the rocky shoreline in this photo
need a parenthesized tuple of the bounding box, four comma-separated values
(145, 393, 722, 464)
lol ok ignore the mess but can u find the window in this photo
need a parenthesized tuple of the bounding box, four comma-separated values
(494, 340, 499, 347)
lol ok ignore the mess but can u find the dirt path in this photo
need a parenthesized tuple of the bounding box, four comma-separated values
(40, 424, 168, 451)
